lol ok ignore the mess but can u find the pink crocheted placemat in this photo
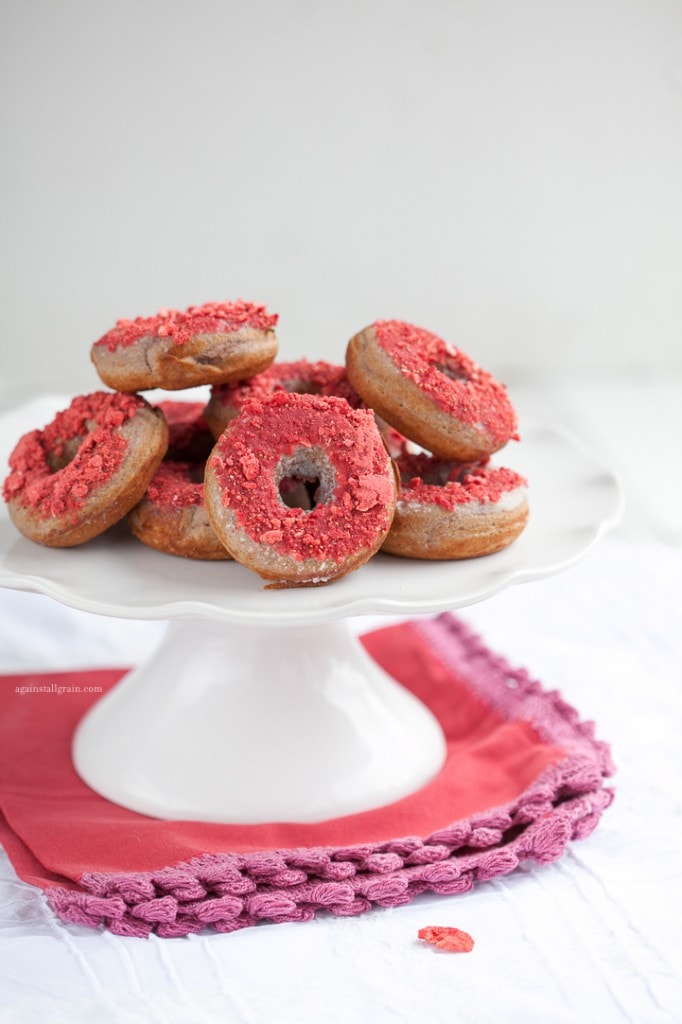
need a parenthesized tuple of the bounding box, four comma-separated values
(0, 614, 614, 937)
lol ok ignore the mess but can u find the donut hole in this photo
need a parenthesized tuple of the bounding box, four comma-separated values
(399, 454, 482, 489)
(428, 463, 482, 487)
(420, 462, 458, 487)
(46, 435, 86, 473)
(284, 379, 322, 396)
(187, 462, 206, 485)
(433, 359, 469, 383)
(279, 477, 315, 510)
(276, 447, 336, 512)
(401, 459, 456, 488)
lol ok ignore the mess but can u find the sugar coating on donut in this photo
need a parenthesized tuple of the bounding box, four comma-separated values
(93, 300, 278, 352)
(205, 392, 396, 582)
(374, 320, 518, 447)
(3, 392, 144, 519)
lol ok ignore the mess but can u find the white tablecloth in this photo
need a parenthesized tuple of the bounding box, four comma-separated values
(1, 538, 681, 1023)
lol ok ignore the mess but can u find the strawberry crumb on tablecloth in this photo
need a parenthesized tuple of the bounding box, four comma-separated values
(418, 926, 475, 953)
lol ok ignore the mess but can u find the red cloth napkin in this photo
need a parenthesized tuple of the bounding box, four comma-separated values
(0, 615, 614, 937)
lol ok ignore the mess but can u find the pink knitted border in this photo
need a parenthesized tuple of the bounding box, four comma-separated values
(46, 615, 615, 938)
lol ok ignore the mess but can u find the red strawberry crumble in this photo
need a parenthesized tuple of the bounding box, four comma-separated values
(145, 462, 204, 510)
(94, 300, 278, 352)
(3, 392, 142, 519)
(396, 451, 526, 510)
(374, 320, 518, 446)
(209, 392, 394, 563)
(418, 925, 475, 953)
(211, 359, 363, 413)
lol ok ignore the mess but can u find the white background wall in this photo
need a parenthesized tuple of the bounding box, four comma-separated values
(2, 0, 681, 396)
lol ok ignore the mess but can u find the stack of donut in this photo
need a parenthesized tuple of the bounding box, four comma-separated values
(2, 300, 528, 587)
(346, 320, 529, 560)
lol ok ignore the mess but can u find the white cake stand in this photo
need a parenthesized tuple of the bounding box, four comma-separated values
(0, 396, 623, 825)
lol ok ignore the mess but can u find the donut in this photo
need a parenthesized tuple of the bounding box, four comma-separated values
(91, 300, 279, 392)
(382, 446, 529, 560)
(346, 320, 518, 461)
(2, 391, 168, 547)
(203, 358, 363, 439)
(128, 401, 231, 560)
(204, 391, 398, 587)
(129, 462, 231, 561)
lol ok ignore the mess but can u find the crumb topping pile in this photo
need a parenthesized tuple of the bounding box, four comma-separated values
(145, 462, 204, 510)
(396, 450, 526, 510)
(212, 359, 363, 412)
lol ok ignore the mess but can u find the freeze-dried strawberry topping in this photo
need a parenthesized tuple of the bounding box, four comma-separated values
(155, 401, 214, 462)
(396, 450, 526, 510)
(157, 401, 207, 447)
(418, 925, 475, 953)
(209, 392, 395, 563)
(145, 461, 205, 510)
(94, 300, 278, 351)
(2, 392, 143, 519)
(211, 359, 363, 413)
(374, 320, 518, 446)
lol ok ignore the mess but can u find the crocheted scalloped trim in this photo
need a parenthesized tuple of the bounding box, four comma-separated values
(46, 615, 614, 937)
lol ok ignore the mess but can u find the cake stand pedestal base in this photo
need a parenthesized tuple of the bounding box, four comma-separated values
(73, 617, 447, 824)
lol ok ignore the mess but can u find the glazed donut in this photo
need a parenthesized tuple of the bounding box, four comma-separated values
(91, 300, 279, 392)
(3, 391, 168, 547)
(346, 320, 518, 461)
(382, 447, 529, 560)
(128, 401, 231, 560)
(203, 358, 363, 440)
(204, 391, 398, 587)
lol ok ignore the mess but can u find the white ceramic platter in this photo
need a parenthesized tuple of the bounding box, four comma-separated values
(0, 394, 624, 627)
